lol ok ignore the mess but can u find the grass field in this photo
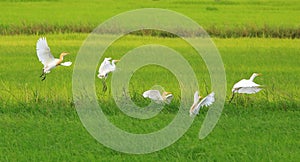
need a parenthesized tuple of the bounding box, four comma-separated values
(0, 0, 300, 161)
(0, 34, 299, 161)
(0, 0, 299, 37)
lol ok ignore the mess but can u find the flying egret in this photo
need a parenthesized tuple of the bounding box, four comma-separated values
(143, 90, 173, 104)
(190, 91, 215, 117)
(97, 57, 120, 92)
(229, 73, 263, 103)
(36, 37, 72, 81)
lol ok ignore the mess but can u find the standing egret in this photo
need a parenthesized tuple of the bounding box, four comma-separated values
(229, 73, 263, 103)
(36, 37, 72, 81)
(190, 91, 215, 117)
(143, 90, 173, 104)
(97, 58, 120, 92)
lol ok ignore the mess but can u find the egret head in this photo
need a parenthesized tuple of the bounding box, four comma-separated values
(253, 73, 262, 77)
(163, 91, 171, 95)
(60, 52, 69, 58)
(162, 91, 171, 98)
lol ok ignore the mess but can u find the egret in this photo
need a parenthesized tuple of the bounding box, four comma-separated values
(143, 90, 173, 104)
(97, 57, 120, 92)
(229, 73, 263, 103)
(36, 37, 72, 81)
(190, 91, 215, 117)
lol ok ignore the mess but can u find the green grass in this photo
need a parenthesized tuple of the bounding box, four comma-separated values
(0, 0, 299, 37)
(1, 0, 299, 160)
(1, 108, 299, 161)
(0, 34, 299, 161)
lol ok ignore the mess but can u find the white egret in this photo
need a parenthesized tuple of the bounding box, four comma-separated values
(229, 73, 263, 103)
(190, 91, 215, 117)
(36, 37, 72, 81)
(97, 57, 120, 91)
(143, 90, 173, 104)
(97, 58, 120, 79)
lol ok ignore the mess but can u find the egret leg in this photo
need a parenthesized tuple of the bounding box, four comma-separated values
(228, 92, 235, 104)
(40, 69, 45, 77)
(102, 79, 107, 92)
(41, 74, 46, 81)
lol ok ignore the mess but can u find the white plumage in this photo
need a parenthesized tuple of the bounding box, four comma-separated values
(36, 37, 72, 80)
(189, 91, 215, 116)
(60, 62, 72, 67)
(97, 57, 120, 92)
(143, 90, 173, 104)
(232, 73, 262, 94)
(98, 58, 119, 79)
(36, 37, 55, 68)
(229, 73, 263, 103)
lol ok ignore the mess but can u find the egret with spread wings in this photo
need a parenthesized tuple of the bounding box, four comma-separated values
(97, 57, 120, 92)
(143, 90, 173, 104)
(190, 91, 215, 117)
(36, 37, 72, 81)
(229, 73, 263, 103)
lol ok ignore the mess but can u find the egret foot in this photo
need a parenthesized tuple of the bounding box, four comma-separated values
(41, 74, 46, 81)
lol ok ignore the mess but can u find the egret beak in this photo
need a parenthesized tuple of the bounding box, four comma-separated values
(199, 96, 203, 100)
(114, 60, 120, 62)
(165, 91, 172, 94)
(257, 73, 262, 76)
(61, 52, 69, 56)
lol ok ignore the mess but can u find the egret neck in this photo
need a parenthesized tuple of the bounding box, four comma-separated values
(57, 52, 68, 65)
(249, 73, 261, 81)
(162, 91, 171, 100)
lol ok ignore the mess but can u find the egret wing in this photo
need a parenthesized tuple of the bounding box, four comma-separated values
(193, 91, 199, 105)
(241, 80, 261, 87)
(142, 90, 163, 101)
(98, 58, 112, 72)
(104, 57, 112, 61)
(36, 37, 55, 66)
(189, 91, 200, 116)
(233, 79, 262, 94)
(232, 79, 247, 91)
(198, 92, 215, 107)
(190, 92, 215, 115)
(232, 79, 260, 92)
(191, 92, 215, 115)
(98, 60, 113, 75)
(237, 87, 262, 94)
